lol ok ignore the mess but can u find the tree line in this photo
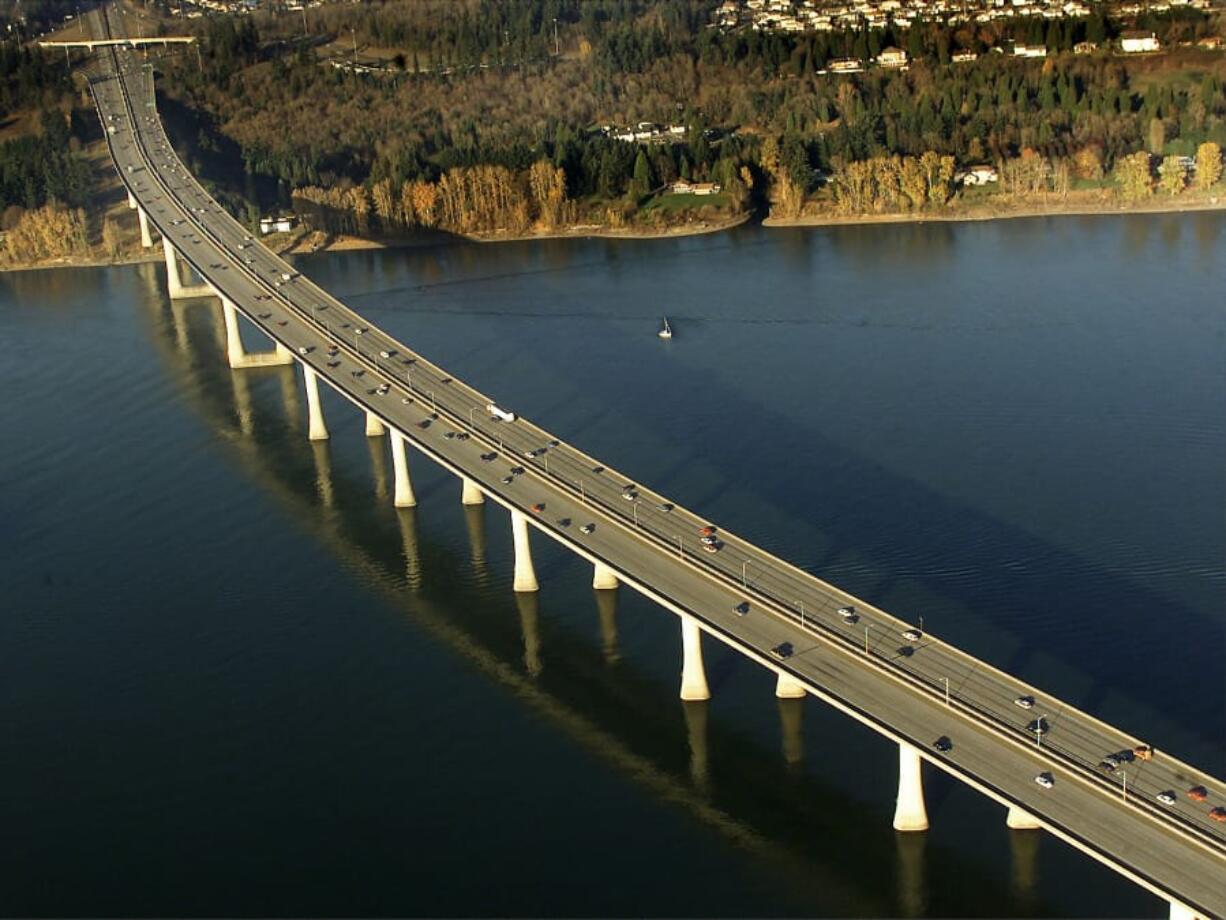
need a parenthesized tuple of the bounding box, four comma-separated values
(152, 0, 1226, 228)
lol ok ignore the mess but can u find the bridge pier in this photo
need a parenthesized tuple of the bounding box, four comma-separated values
(222, 298, 294, 369)
(302, 364, 329, 441)
(461, 476, 485, 506)
(775, 672, 806, 699)
(679, 615, 710, 701)
(893, 741, 929, 832)
(511, 509, 538, 593)
(390, 431, 416, 507)
(161, 237, 211, 299)
(365, 412, 386, 437)
(1006, 804, 1042, 830)
(592, 561, 619, 590)
(1169, 902, 1204, 920)
(127, 191, 137, 210)
(136, 205, 154, 248)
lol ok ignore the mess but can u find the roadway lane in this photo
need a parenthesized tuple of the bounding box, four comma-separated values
(88, 11, 1226, 915)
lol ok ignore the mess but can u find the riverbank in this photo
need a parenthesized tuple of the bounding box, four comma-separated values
(763, 189, 1226, 230)
(8, 190, 1226, 274)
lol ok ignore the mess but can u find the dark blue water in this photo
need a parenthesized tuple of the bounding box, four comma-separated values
(2, 215, 1223, 917)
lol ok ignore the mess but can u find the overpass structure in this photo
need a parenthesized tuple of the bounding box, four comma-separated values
(40, 36, 195, 50)
(86, 7, 1226, 917)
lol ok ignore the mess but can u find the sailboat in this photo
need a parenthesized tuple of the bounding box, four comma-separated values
(658, 317, 673, 339)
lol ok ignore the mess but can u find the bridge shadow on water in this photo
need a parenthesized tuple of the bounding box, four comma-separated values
(130, 277, 1110, 917)
(438, 288, 1225, 773)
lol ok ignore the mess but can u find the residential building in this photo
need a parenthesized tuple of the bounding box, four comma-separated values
(1120, 30, 1160, 52)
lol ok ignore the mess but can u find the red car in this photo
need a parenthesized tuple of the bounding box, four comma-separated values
(1188, 786, 1208, 802)
(531, 503, 545, 514)
(699, 526, 716, 537)
(1210, 807, 1226, 823)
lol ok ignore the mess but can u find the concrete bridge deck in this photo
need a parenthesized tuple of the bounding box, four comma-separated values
(86, 7, 1226, 916)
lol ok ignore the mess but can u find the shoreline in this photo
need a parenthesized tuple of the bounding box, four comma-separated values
(762, 192, 1226, 230)
(1, 211, 751, 273)
(7, 195, 1226, 273)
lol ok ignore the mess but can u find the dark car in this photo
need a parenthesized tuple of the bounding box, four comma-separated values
(770, 642, 794, 660)
(933, 736, 952, 753)
(734, 601, 750, 616)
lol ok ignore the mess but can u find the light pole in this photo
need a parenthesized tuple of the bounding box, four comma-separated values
(578, 480, 585, 504)
(675, 535, 683, 559)
(864, 625, 870, 655)
(741, 560, 748, 590)
(469, 406, 475, 425)
(943, 676, 949, 706)
(553, 17, 559, 56)
(428, 390, 436, 411)
(1036, 716, 1045, 748)
(1122, 770, 1127, 802)
(797, 600, 805, 629)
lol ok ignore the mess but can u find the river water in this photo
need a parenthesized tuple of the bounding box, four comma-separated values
(2, 216, 1223, 917)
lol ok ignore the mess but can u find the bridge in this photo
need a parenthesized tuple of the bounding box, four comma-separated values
(84, 7, 1226, 917)
(40, 36, 195, 50)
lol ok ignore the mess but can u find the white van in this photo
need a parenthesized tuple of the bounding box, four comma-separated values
(487, 403, 516, 422)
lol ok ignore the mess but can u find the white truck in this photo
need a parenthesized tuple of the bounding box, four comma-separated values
(487, 403, 516, 422)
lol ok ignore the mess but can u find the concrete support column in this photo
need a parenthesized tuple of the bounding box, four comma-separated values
(1169, 903, 1202, 920)
(775, 672, 806, 699)
(390, 431, 416, 508)
(511, 509, 538, 593)
(222, 298, 294, 368)
(893, 741, 929, 832)
(365, 412, 386, 437)
(302, 364, 329, 441)
(222, 299, 247, 368)
(137, 206, 154, 248)
(679, 615, 710, 701)
(1006, 805, 1042, 830)
(127, 190, 137, 210)
(162, 235, 185, 299)
(461, 476, 485, 506)
(592, 561, 619, 590)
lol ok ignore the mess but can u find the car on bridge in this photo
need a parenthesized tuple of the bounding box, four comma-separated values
(838, 606, 857, 621)
(933, 736, 952, 753)
(734, 601, 750, 616)
(1188, 786, 1208, 802)
(1014, 695, 1035, 709)
(902, 629, 922, 642)
(1157, 791, 1177, 806)
(1211, 807, 1226, 822)
(1034, 772, 1054, 789)
(770, 642, 794, 660)
(580, 523, 595, 535)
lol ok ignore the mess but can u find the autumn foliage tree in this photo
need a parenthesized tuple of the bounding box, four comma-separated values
(1195, 142, 1222, 190)
(1114, 152, 1154, 200)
